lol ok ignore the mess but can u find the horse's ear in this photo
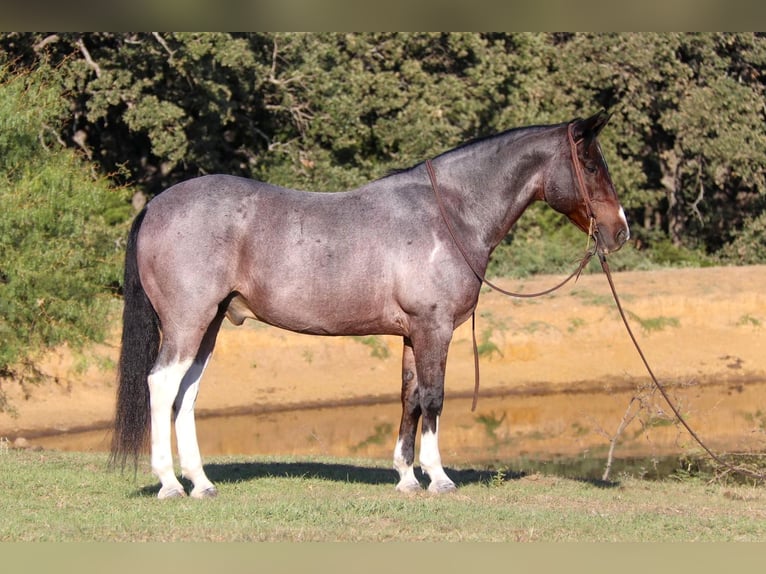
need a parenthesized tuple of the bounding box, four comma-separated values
(571, 109, 611, 142)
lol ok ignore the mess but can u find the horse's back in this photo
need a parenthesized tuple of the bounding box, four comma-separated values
(136, 174, 439, 336)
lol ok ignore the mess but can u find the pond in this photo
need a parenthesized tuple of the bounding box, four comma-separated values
(31, 379, 766, 479)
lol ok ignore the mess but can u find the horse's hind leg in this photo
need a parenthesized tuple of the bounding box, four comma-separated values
(173, 311, 225, 499)
(148, 311, 218, 499)
(393, 337, 423, 492)
(148, 351, 194, 499)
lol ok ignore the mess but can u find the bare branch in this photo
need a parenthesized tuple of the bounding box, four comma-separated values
(602, 396, 641, 481)
(76, 37, 101, 78)
(33, 34, 60, 52)
(269, 36, 279, 81)
(39, 124, 66, 152)
(152, 32, 175, 63)
(691, 156, 706, 224)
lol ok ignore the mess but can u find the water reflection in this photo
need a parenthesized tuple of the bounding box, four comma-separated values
(32, 380, 766, 475)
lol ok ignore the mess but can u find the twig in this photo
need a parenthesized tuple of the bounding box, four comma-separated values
(76, 37, 101, 78)
(691, 156, 705, 224)
(152, 32, 175, 64)
(33, 34, 60, 52)
(602, 396, 641, 481)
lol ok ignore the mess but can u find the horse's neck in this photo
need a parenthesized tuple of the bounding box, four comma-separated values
(431, 128, 556, 254)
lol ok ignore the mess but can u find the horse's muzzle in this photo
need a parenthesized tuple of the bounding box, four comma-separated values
(596, 224, 630, 255)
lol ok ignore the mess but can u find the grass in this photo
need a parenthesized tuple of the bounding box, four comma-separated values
(737, 314, 762, 327)
(351, 335, 391, 359)
(625, 311, 680, 334)
(2, 449, 766, 541)
(476, 311, 507, 359)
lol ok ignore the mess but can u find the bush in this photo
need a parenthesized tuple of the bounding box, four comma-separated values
(717, 212, 766, 265)
(0, 65, 132, 412)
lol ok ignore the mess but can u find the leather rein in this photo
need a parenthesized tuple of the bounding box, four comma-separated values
(427, 122, 766, 481)
(426, 123, 595, 411)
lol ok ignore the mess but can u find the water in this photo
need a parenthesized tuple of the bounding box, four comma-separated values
(31, 380, 766, 479)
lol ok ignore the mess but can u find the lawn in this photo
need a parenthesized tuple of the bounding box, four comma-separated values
(1, 448, 764, 542)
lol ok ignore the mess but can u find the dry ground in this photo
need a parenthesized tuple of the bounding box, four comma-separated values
(2, 265, 765, 449)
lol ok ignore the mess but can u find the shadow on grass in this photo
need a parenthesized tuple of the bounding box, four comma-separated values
(133, 461, 530, 497)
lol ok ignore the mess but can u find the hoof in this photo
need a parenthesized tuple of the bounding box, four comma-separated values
(157, 486, 186, 499)
(395, 479, 422, 493)
(427, 479, 457, 494)
(191, 486, 218, 499)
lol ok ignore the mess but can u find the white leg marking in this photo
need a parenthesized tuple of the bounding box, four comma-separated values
(175, 357, 217, 498)
(419, 417, 456, 493)
(148, 359, 192, 499)
(393, 439, 421, 492)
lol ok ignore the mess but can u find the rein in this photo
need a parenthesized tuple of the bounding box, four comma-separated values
(428, 124, 765, 481)
(599, 253, 766, 481)
(425, 123, 596, 411)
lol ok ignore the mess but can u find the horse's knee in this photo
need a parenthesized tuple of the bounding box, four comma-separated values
(418, 386, 444, 422)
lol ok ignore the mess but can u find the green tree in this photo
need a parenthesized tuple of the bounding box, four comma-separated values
(548, 33, 766, 259)
(0, 32, 268, 198)
(0, 65, 131, 412)
(2, 32, 765, 267)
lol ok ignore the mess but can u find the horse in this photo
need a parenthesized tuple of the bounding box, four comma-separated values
(110, 110, 629, 498)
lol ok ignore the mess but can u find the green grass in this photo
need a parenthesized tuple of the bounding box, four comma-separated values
(476, 311, 507, 359)
(737, 314, 762, 327)
(625, 311, 681, 333)
(2, 449, 766, 541)
(569, 288, 615, 307)
(351, 335, 391, 359)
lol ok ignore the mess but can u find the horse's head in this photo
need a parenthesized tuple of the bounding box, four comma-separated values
(543, 110, 630, 254)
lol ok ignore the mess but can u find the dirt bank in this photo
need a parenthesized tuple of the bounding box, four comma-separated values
(2, 265, 765, 442)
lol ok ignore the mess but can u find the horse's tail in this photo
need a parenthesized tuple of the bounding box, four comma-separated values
(109, 208, 159, 471)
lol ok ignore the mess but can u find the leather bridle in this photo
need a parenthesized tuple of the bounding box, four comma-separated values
(425, 121, 597, 410)
(566, 122, 598, 243)
(425, 121, 597, 301)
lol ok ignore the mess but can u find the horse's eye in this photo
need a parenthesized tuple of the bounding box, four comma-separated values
(585, 163, 598, 174)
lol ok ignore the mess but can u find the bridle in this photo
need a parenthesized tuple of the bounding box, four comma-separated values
(427, 123, 766, 481)
(425, 121, 598, 410)
(566, 123, 598, 244)
(425, 121, 597, 302)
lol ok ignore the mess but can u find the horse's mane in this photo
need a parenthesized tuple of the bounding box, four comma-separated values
(383, 123, 560, 179)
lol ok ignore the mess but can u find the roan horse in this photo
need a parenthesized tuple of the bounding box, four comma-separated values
(111, 110, 629, 498)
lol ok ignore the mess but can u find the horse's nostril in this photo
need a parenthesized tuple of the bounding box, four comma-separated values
(615, 228, 628, 245)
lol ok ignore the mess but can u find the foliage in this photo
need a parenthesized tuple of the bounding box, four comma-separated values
(0, 34, 765, 405)
(549, 33, 766, 257)
(0, 65, 131, 411)
(1, 33, 763, 265)
(719, 211, 766, 264)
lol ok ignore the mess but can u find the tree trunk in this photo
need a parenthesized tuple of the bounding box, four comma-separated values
(660, 149, 684, 247)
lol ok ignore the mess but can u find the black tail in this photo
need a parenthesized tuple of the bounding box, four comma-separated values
(109, 209, 160, 471)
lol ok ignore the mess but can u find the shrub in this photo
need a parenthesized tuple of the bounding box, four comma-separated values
(0, 65, 131, 412)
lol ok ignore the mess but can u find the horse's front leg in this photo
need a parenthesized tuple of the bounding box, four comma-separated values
(411, 324, 457, 494)
(393, 337, 422, 492)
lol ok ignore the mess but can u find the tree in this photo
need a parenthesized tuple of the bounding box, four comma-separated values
(0, 65, 131, 412)
(1, 32, 764, 266)
(547, 33, 766, 258)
